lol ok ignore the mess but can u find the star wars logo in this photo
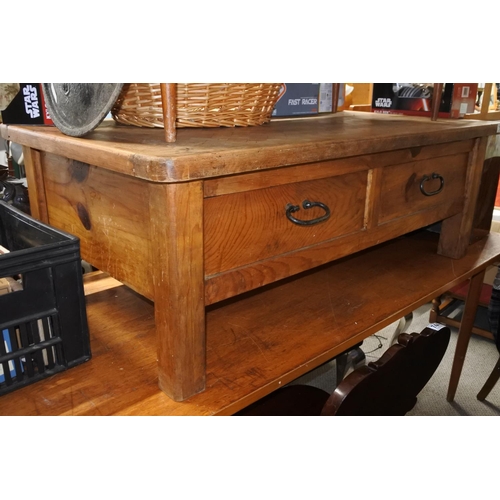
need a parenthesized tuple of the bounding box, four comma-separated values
(23, 85, 40, 119)
(374, 97, 392, 108)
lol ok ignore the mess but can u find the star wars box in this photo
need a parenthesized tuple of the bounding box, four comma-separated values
(371, 83, 478, 119)
(1, 83, 53, 125)
(272, 83, 345, 117)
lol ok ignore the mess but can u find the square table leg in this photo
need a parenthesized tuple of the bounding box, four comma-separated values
(149, 181, 206, 401)
(447, 268, 486, 401)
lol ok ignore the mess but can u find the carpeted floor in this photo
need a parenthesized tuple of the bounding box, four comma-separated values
(291, 302, 500, 415)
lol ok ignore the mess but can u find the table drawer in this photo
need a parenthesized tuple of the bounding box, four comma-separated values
(205, 171, 367, 276)
(378, 153, 468, 224)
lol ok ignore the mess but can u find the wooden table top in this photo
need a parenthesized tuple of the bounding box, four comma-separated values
(1, 112, 498, 182)
(2, 230, 500, 416)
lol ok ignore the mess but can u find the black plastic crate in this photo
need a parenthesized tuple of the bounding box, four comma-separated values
(0, 201, 90, 395)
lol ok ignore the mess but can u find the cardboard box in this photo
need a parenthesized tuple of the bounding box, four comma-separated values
(371, 83, 478, 119)
(1, 83, 53, 126)
(272, 83, 345, 117)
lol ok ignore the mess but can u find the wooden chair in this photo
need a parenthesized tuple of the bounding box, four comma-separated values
(477, 356, 500, 400)
(430, 279, 494, 341)
(430, 268, 500, 402)
(430, 154, 500, 341)
(236, 326, 451, 416)
(477, 286, 500, 401)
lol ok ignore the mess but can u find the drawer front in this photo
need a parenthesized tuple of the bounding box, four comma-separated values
(378, 153, 468, 224)
(205, 171, 367, 276)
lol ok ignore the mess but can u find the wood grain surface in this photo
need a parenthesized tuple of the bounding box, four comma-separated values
(204, 171, 367, 275)
(1, 112, 496, 182)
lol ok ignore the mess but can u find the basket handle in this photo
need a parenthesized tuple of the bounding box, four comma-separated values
(161, 83, 177, 143)
(332, 83, 341, 113)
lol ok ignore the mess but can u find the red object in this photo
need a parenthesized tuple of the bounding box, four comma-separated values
(495, 181, 500, 208)
(449, 281, 492, 306)
(371, 83, 478, 119)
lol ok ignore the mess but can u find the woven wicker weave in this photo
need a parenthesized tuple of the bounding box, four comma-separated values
(111, 83, 283, 129)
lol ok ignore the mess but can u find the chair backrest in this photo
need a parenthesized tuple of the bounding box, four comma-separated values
(235, 325, 450, 416)
(322, 326, 451, 416)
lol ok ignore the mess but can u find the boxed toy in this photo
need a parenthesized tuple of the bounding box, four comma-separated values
(0, 83, 53, 125)
(0, 328, 21, 383)
(272, 83, 345, 117)
(371, 83, 478, 119)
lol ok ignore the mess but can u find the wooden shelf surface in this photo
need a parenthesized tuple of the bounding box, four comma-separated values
(2, 230, 500, 416)
(1, 112, 497, 182)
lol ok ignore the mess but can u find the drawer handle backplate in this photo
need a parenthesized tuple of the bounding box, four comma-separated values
(285, 200, 331, 226)
(420, 173, 444, 196)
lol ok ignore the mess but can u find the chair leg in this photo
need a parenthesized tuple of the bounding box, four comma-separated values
(388, 312, 414, 346)
(336, 353, 348, 383)
(429, 297, 441, 323)
(336, 347, 366, 383)
(477, 356, 500, 401)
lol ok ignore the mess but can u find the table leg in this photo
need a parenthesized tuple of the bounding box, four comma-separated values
(23, 147, 49, 223)
(446, 268, 486, 401)
(438, 137, 488, 259)
(149, 181, 206, 402)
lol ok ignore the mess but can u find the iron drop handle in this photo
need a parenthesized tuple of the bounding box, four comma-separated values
(420, 173, 444, 196)
(285, 200, 331, 226)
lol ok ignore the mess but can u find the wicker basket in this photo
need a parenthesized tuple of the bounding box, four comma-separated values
(111, 83, 283, 131)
